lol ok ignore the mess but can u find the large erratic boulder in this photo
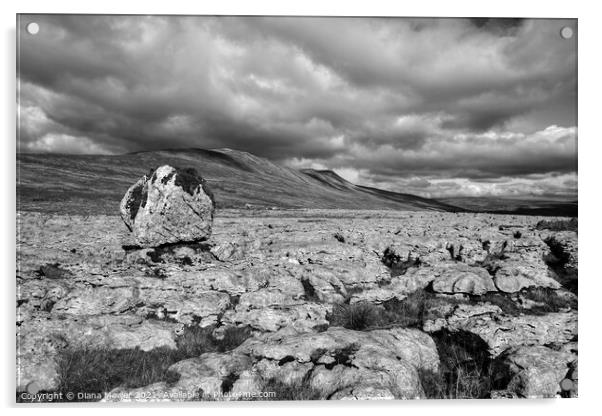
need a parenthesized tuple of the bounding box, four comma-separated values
(120, 165, 215, 247)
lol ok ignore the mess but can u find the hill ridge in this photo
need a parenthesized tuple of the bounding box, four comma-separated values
(17, 148, 461, 215)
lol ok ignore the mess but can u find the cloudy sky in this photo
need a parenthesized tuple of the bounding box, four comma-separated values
(18, 15, 577, 199)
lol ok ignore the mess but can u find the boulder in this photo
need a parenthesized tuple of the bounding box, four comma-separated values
(120, 165, 214, 247)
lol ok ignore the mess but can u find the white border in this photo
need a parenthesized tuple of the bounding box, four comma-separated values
(2, 1, 601, 415)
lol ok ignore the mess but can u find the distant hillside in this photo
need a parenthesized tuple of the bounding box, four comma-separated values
(440, 196, 577, 217)
(17, 148, 461, 215)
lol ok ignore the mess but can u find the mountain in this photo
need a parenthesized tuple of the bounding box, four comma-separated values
(17, 148, 461, 215)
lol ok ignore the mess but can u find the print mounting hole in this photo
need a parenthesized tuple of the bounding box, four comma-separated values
(26, 22, 39, 35)
(560, 26, 573, 39)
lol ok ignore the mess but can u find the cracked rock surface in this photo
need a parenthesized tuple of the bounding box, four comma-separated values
(16, 209, 577, 399)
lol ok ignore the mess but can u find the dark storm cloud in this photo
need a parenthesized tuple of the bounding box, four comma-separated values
(469, 18, 524, 32)
(18, 15, 577, 197)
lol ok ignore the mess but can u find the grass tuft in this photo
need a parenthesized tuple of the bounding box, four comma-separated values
(55, 346, 180, 399)
(381, 247, 422, 277)
(329, 290, 443, 330)
(329, 302, 380, 330)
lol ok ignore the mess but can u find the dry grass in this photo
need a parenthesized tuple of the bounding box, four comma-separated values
(329, 302, 380, 330)
(419, 330, 510, 399)
(536, 218, 577, 232)
(55, 346, 181, 399)
(419, 366, 495, 399)
(329, 290, 439, 330)
(26, 325, 252, 402)
(259, 374, 323, 401)
(520, 286, 577, 312)
(476, 292, 522, 316)
(329, 285, 575, 333)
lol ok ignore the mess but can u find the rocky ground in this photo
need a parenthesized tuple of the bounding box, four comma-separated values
(16, 209, 578, 401)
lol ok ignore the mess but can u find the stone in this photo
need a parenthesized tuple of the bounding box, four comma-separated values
(390, 267, 436, 294)
(500, 345, 575, 398)
(52, 287, 139, 315)
(423, 304, 577, 357)
(493, 258, 561, 293)
(566, 358, 578, 397)
(161, 291, 231, 326)
(389, 263, 496, 296)
(222, 302, 330, 332)
(349, 287, 406, 304)
(120, 165, 214, 247)
(431, 264, 497, 295)
(210, 242, 243, 261)
(330, 385, 396, 400)
(489, 390, 519, 399)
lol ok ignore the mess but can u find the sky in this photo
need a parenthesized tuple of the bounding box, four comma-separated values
(17, 15, 577, 199)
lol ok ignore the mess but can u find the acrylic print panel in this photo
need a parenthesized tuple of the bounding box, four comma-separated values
(16, 15, 578, 402)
